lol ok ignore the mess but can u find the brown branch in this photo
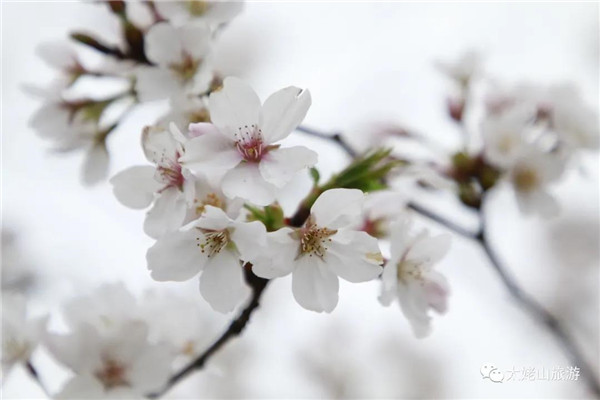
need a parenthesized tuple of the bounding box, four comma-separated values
(296, 125, 357, 158)
(148, 266, 268, 398)
(305, 124, 600, 397)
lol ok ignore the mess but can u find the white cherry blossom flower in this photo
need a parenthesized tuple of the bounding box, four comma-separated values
(482, 106, 531, 169)
(181, 77, 318, 206)
(111, 125, 194, 238)
(358, 190, 407, 238)
(47, 321, 172, 399)
(147, 205, 266, 313)
(2, 294, 47, 377)
(61, 283, 141, 335)
(155, 0, 244, 27)
(250, 189, 383, 313)
(507, 145, 565, 217)
(136, 21, 213, 101)
(379, 216, 451, 338)
(435, 50, 482, 86)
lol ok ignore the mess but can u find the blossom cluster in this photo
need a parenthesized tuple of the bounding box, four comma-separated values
(3, 284, 216, 398)
(28, 1, 243, 184)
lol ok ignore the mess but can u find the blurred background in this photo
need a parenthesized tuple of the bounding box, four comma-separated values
(2, 1, 599, 398)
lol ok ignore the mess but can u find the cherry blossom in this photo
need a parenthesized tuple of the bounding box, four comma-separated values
(507, 145, 565, 217)
(155, 0, 244, 27)
(181, 77, 318, 206)
(379, 215, 451, 338)
(147, 205, 267, 313)
(2, 294, 47, 376)
(48, 321, 172, 399)
(250, 188, 383, 313)
(136, 21, 213, 101)
(111, 125, 195, 238)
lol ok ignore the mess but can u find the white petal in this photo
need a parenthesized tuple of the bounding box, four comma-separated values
(222, 163, 278, 206)
(46, 326, 101, 373)
(56, 375, 105, 399)
(142, 126, 181, 165)
(81, 143, 109, 185)
(291, 256, 339, 313)
(251, 228, 297, 279)
(389, 215, 413, 262)
(135, 67, 179, 102)
(144, 188, 188, 238)
(188, 122, 221, 138)
(179, 132, 240, 177)
(422, 270, 450, 314)
(30, 102, 71, 139)
(397, 282, 432, 338)
(259, 146, 318, 188)
(36, 41, 77, 70)
(408, 232, 451, 266)
(199, 250, 250, 313)
(110, 166, 161, 209)
(147, 226, 206, 281)
(378, 263, 398, 307)
(310, 188, 365, 229)
(261, 86, 311, 143)
(145, 22, 183, 66)
(230, 220, 267, 261)
(180, 21, 211, 59)
(195, 205, 232, 231)
(128, 344, 172, 393)
(209, 77, 261, 139)
(326, 230, 383, 283)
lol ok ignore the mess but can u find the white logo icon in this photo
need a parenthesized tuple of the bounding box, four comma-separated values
(481, 363, 504, 383)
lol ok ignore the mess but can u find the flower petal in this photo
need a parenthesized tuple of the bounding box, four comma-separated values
(310, 188, 365, 229)
(180, 21, 211, 60)
(208, 77, 261, 139)
(135, 67, 179, 102)
(291, 256, 339, 313)
(408, 232, 451, 266)
(142, 126, 181, 165)
(261, 86, 311, 143)
(259, 146, 318, 188)
(195, 205, 232, 231)
(199, 250, 250, 313)
(179, 131, 240, 178)
(128, 344, 173, 393)
(144, 188, 188, 238)
(230, 220, 267, 261)
(326, 230, 383, 283)
(110, 166, 162, 209)
(144, 22, 183, 66)
(222, 163, 277, 206)
(81, 143, 109, 185)
(251, 228, 297, 279)
(147, 225, 206, 281)
(55, 375, 105, 399)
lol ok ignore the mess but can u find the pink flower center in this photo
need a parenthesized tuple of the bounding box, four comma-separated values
(235, 125, 265, 162)
(157, 151, 185, 191)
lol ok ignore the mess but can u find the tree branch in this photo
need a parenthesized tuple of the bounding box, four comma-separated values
(296, 125, 357, 158)
(476, 225, 600, 397)
(303, 124, 600, 396)
(148, 266, 269, 399)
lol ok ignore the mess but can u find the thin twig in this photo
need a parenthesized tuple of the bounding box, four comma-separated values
(296, 125, 357, 158)
(476, 226, 600, 397)
(304, 124, 600, 396)
(148, 266, 268, 399)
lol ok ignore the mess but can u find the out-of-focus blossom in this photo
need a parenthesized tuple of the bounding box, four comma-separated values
(155, 0, 244, 27)
(48, 321, 172, 399)
(111, 125, 193, 238)
(251, 189, 383, 313)
(507, 145, 565, 217)
(359, 190, 407, 238)
(2, 294, 47, 376)
(140, 290, 215, 360)
(380, 215, 451, 338)
(36, 41, 84, 87)
(181, 77, 317, 206)
(147, 205, 267, 313)
(482, 106, 530, 169)
(435, 50, 482, 87)
(136, 21, 213, 101)
(158, 93, 211, 130)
